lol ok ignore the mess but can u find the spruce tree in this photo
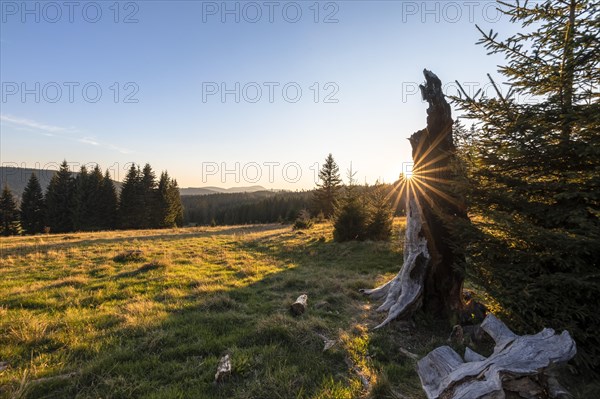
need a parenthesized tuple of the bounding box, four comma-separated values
(141, 163, 158, 228)
(366, 182, 394, 241)
(118, 164, 143, 229)
(333, 166, 367, 242)
(314, 153, 342, 218)
(85, 165, 105, 230)
(452, 0, 600, 372)
(20, 173, 45, 234)
(99, 170, 118, 230)
(0, 185, 22, 236)
(156, 172, 184, 228)
(170, 178, 184, 227)
(45, 160, 74, 233)
(72, 166, 92, 231)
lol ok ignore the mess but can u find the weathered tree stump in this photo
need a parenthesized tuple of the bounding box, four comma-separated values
(417, 314, 576, 399)
(361, 69, 468, 328)
(291, 294, 308, 316)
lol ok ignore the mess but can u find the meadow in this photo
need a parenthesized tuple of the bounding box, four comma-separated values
(2, 221, 592, 399)
(1, 220, 452, 398)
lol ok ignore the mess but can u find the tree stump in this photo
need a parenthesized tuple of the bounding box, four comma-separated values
(291, 294, 308, 316)
(417, 314, 576, 399)
(361, 69, 468, 328)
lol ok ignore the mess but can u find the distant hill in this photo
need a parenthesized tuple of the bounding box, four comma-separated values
(180, 185, 268, 196)
(0, 167, 269, 200)
(0, 167, 121, 200)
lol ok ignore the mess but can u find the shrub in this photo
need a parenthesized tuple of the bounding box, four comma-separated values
(293, 209, 313, 230)
(365, 184, 393, 241)
(333, 198, 367, 242)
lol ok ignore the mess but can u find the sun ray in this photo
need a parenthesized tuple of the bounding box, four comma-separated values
(412, 122, 454, 168)
(411, 177, 464, 209)
(413, 152, 453, 174)
(390, 180, 408, 213)
(417, 174, 456, 185)
(384, 179, 405, 203)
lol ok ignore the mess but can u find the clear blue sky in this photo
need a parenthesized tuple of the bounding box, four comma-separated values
(1, 0, 520, 189)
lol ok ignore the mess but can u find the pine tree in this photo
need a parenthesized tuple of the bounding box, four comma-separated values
(85, 165, 105, 230)
(45, 160, 74, 233)
(170, 178, 184, 227)
(366, 182, 394, 241)
(118, 164, 144, 229)
(156, 172, 183, 228)
(98, 170, 118, 230)
(333, 166, 367, 242)
(20, 173, 45, 234)
(314, 153, 342, 218)
(452, 0, 600, 372)
(72, 166, 92, 231)
(0, 185, 22, 236)
(140, 163, 158, 228)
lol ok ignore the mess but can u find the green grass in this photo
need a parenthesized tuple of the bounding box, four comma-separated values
(1, 221, 440, 398)
(3, 221, 590, 398)
(8, 220, 589, 399)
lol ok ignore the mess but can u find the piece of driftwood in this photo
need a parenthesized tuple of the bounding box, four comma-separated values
(361, 69, 467, 328)
(214, 354, 231, 383)
(417, 314, 576, 399)
(291, 294, 308, 316)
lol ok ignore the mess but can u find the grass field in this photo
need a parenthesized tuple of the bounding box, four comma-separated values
(1, 220, 453, 398)
(1, 221, 593, 399)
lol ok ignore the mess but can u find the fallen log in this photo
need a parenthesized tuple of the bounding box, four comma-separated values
(291, 294, 308, 316)
(417, 314, 576, 399)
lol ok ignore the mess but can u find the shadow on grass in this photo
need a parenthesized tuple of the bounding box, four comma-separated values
(0, 225, 284, 258)
(115, 261, 169, 279)
(3, 224, 434, 399)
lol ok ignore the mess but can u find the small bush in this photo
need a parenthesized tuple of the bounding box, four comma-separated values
(334, 183, 393, 242)
(333, 199, 367, 242)
(293, 209, 313, 230)
(365, 184, 393, 241)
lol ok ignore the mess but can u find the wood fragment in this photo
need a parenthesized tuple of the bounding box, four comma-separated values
(214, 354, 231, 383)
(291, 294, 308, 316)
(417, 314, 576, 399)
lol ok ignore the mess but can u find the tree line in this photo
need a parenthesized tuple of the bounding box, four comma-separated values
(181, 154, 402, 232)
(0, 160, 183, 235)
(182, 191, 314, 226)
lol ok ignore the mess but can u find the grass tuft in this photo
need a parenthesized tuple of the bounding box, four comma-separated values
(113, 250, 145, 263)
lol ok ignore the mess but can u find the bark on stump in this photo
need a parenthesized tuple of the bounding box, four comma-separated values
(361, 69, 467, 328)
